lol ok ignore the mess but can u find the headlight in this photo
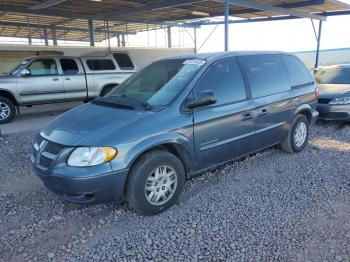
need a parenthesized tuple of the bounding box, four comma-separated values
(67, 147, 117, 167)
(329, 96, 350, 105)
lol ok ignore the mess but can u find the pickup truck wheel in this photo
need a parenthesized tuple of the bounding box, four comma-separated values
(281, 114, 309, 153)
(126, 150, 185, 216)
(0, 97, 15, 124)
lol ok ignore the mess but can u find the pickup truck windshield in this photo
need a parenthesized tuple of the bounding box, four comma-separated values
(105, 58, 206, 107)
(315, 67, 350, 84)
(9, 59, 30, 75)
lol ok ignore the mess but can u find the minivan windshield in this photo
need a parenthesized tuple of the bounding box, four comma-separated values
(314, 67, 350, 84)
(9, 59, 30, 75)
(104, 58, 206, 107)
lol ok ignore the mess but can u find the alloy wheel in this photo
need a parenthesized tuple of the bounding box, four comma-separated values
(144, 165, 178, 206)
(0, 102, 10, 120)
(294, 121, 307, 147)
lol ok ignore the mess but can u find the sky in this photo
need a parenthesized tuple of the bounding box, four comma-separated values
(195, 0, 350, 53)
(196, 14, 350, 53)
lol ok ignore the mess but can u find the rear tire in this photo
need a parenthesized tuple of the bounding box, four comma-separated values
(0, 97, 15, 124)
(126, 150, 185, 216)
(281, 114, 309, 153)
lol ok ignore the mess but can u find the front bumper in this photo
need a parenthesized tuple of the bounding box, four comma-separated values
(316, 103, 350, 121)
(34, 166, 129, 204)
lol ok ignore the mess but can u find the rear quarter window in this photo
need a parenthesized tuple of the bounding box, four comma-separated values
(282, 55, 314, 87)
(239, 55, 290, 98)
(113, 53, 134, 70)
(86, 59, 116, 71)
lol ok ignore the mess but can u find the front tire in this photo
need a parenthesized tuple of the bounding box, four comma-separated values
(0, 97, 15, 124)
(281, 114, 309, 153)
(126, 150, 185, 215)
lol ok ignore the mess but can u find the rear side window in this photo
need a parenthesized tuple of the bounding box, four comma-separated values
(60, 59, 79, 75)
(239, 55, 290, 98)
(282, 55, 314, 87)
(113, 53, 134, 70)
(86, 59, 116, 71)
(195, 58, 246, 105)
(315, 67, 350, 84)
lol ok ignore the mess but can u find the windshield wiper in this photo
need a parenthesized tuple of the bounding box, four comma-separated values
(92, 98, 134, 110)
(116, 95, 153, 110)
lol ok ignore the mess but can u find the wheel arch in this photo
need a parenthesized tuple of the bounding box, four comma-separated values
(0, 89, 19, 106)
(294, 104, 312, 123)
(125, 137, 194, 177)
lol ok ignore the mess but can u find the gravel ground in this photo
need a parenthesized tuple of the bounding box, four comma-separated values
(0, 122, 349, 262)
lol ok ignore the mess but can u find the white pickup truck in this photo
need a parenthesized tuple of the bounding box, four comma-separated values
(0, 51, 137, 123)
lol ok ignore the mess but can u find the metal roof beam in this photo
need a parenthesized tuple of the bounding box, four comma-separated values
(217, 0, 326, 21)
(29, 0, 68, 10)
(0, 21, 136, 35)
(0, 5, 198, 28)
(189, 9, 350, 26)
(94, 0, 204, 19)
(153, 0, 326, 22)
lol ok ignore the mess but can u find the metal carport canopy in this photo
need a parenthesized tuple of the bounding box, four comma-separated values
(0, 0, 350, 66)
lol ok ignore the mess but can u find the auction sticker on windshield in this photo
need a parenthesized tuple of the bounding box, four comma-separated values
(183, 59, 206, 67)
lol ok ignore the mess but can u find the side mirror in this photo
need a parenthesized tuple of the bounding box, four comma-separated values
(187, 90, 217, 109)
(21, 69, 31, 77)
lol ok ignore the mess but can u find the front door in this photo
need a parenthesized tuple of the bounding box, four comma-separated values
(17, 58, 64, 104)
(192, 57, 256, 170)
(59, 58, 87, 100)
(238, 55, 294, 150)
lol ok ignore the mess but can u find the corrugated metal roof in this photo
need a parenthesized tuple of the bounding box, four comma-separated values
(0, 0, 349, 42)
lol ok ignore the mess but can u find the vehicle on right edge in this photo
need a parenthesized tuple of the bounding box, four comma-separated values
(315, 64, 350, 123)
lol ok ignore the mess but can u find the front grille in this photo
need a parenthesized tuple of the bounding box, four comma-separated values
(45, 141, 64, 155)
(318, 98, 332, 104)
(39, 155, 53, 168)
(37, 138, 65, 170)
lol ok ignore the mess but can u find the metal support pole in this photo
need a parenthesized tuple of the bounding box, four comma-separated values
(194, 28, 197, 53)
(52, 26, 57, 46)
(117, 34, 121, 47)
(314, 20, 323, 69)
(43, 28, 48, 46)
(28, 36, 32, 45)
(167, 26, 172, 48)
(88, 18, 95, 47)
(121, 34, 126, 47)
(224, 1, 229, 51)
(106, 20, 111, 49)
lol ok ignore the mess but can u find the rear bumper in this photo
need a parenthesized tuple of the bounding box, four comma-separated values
(34, 166, 129, 204)
(316, 104, 350, 121)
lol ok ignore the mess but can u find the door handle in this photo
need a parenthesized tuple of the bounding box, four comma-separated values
(52, 78, 59, 81)
(257, 108, 269, 117)
(241, 112, 254, 121)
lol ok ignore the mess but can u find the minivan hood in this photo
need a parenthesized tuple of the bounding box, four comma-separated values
(41, 102, 153, 146)
(317, 84, 350, 99)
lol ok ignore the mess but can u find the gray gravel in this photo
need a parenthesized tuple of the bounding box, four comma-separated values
(0, 122, 349, 261)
